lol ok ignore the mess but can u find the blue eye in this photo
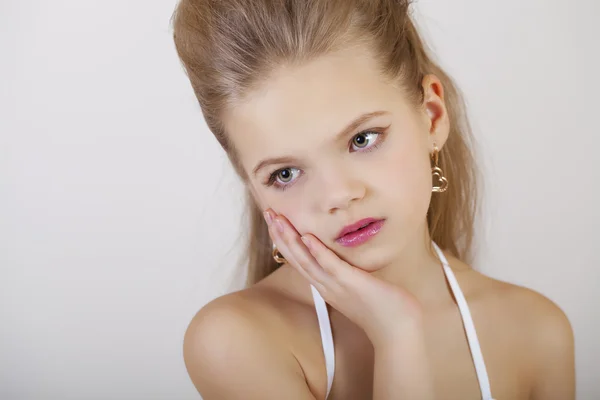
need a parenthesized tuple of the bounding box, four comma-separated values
(265, 128, 385, 190)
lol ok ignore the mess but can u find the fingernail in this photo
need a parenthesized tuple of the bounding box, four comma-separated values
(275, 219, 284, 233)
(301, 236, 312, 250)
(263, 211, 272, 226)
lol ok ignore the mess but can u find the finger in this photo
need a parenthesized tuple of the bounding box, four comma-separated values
(266, 212, 327, 293)
(278, 223, 337, 290)
(299, 233, 358, 284)
(274, 217, 338, 291)
(274, 230, 328, 294)
(276, 215, 336, 283)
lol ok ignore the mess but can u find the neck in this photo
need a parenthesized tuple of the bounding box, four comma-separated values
(370, 223, 451, 308)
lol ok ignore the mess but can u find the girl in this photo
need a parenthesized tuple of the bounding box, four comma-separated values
(171, 0, 575, 398)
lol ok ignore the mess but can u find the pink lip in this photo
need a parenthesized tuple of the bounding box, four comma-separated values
(335, 218, 385, 247)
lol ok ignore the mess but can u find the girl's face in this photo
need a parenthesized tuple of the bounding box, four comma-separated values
(222, 44, 449, 271)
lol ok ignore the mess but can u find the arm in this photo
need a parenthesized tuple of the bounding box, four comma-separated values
(372, 324, 435, 400)
(529, 294, 575, 400)
(183, 296, 317, 400)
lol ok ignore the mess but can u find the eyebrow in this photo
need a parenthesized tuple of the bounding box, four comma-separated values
(252, 110, 388, 176)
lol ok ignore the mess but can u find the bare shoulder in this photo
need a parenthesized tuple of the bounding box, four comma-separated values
(490, 277, 574, 365)
(473, 270, 572, 338)
(448, 253, 569, 326)
(462, 266, 573, 341)
(459, 266, 575, 399)
(504, 282, 572, 333)
(183, 282, 317, 399)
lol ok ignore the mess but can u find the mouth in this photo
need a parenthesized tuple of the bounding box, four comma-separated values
(335, 218, 386, 247)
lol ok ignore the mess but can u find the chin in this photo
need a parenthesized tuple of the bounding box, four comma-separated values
(334, 242, 396, 273)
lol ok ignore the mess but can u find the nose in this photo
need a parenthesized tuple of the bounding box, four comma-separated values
(317, 169, 366, 214)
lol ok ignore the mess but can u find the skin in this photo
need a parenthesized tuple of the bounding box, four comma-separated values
(183, 43, 575, 399)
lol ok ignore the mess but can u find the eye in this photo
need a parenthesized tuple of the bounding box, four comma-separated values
(350, 130, 383, 152)
(266, 167, 301, 190)
(265, 127, 387, 191)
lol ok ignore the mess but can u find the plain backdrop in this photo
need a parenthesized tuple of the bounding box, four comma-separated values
(1, 0, 598, 399)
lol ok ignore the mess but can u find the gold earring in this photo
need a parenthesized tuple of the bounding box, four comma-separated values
(272, 244, 287, 264)
(431, 144, 448, 193)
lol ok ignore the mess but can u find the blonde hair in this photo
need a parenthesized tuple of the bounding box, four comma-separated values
(171, 0, 481, 288)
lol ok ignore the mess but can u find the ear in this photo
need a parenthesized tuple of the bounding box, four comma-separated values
(421, 74, 450, 151)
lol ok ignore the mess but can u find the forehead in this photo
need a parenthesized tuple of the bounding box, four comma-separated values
(222, 45, 405, 176)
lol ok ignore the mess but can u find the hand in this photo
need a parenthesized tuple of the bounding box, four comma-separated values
(264, 209, 424, 346)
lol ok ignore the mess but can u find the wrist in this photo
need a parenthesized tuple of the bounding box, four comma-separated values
(370, 316, 426, 349)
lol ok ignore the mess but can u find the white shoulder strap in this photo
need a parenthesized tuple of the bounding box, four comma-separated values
(432, 242, 494, 400)
(310, 284, 335, 399)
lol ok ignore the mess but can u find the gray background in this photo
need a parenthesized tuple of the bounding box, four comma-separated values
(1, 0, 598, 398)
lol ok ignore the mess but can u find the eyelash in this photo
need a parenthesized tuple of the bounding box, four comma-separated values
(265, 129, 386, 191)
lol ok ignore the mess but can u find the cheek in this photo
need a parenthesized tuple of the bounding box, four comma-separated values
(267, 195, 312, 234)
(380, 143, 432, 220)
